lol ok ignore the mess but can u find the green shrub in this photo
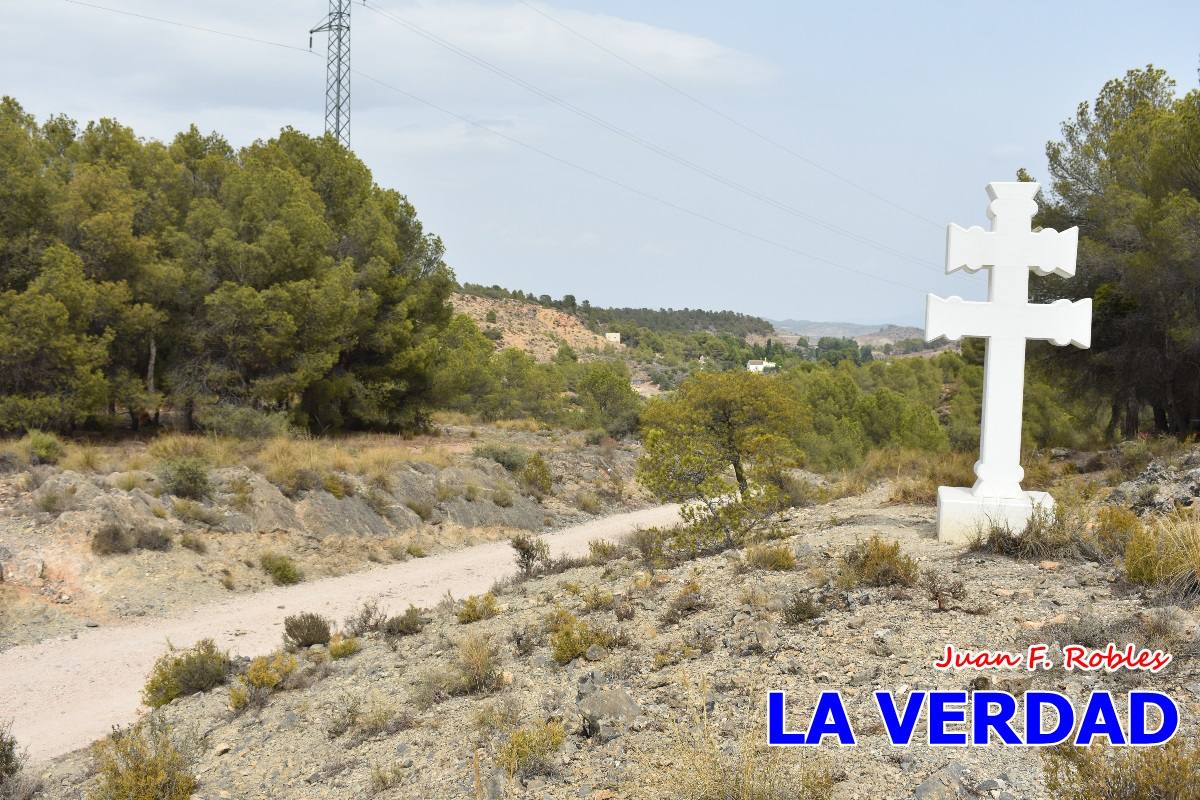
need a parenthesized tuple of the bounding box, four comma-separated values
(548, 611, 614, 664)
(519, 453, 553, 497)
(142, 639, 230, 708)
(472, 443, 529, 472)
(329, 634, 361, 659)
(260, 552, 303, 585)
(21, 429, 64, 465)
(457, 592, 500, 624)
(157, 457, 211, 500)
(587, 539, 621, 564)
(510, 533, 550, 577)
(492, 487, 514, 508)
(282, 612, 332, 649)
(582, 586, 615, 612)
(87, 718, 196, 800)
(381, 605, 427, 639)
(195, 404, 291, 439)
(840, 535, 918, 587)
(497, 720, 566, 779)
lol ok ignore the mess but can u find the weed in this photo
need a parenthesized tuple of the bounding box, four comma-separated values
(345, 598, 387, 636)
(382, 606, 428, 641)
(369, 762, 406, 795)
(171, 498, 222, 526)
(587, 539, 622, 564)
(464, 484, 481, 502)
(1124, 510, 1200, 595)
(492, 487, 514, 508)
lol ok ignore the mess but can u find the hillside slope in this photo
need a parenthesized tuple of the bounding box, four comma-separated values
(452, 294, 619, 363)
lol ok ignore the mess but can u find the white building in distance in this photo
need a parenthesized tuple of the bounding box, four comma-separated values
(604, 332, 621, 344)
(746, 359, 777, 373)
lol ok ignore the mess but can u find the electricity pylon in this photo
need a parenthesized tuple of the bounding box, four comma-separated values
(310, 0, 351, 147)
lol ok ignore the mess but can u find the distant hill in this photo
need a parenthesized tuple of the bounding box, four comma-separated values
(769, 319, 923, 345)
(459, 283, 773, 339)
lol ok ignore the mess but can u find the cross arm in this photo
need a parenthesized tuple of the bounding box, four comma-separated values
(926, 295, 1092, 348)
(946, 224, 1080, 277)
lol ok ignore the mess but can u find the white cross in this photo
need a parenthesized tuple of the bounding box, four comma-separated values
(925, 182, 1091, 531)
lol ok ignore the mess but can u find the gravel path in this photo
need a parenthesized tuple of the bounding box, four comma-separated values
(1, 504, 681, 762)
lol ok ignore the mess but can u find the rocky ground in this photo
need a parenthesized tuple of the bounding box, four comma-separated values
(450, 294, 620, 363)
(27, 470, 1200, 800)
(0, 424, 651, 650)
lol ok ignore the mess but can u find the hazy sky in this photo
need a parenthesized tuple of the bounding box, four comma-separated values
(5, 1, 1199, 324)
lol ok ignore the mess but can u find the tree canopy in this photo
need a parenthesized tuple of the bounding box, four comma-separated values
(0, 98, 453, 433)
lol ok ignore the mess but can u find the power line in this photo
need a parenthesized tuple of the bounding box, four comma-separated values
(352, 69, 927, 297)
(55, 0, 930, 297)
(362, 2, 941, 273)
(61, 0, 314, 54)
(517, 0, 943, 230)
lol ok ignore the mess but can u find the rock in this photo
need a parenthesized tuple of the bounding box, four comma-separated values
(578, 688, 641, 742)
(1038, 560, 1060, 571)
(909, 761, 974, 799)
(585, 644, 608, 661)
(214, 742, 232, 756)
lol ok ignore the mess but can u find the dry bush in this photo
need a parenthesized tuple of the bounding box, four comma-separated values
(497, 720, 565, 779)
(650, 711, 833, 800)
(142, 639, 230, 708)
(1094, 505, 1143, 559)
(87, 718, 196, 800)
(587, 539, 623, 564)
(840, 535, 918, 587)
(575, 490, 602, 515)
(171, 498, 221, 527)
(1043, 740, 1200, 799)
(922, 569, 966, 611)
(457, 592, 501, 624)
(886, 477, 937, 505)
(472, 443, 529, 472)
(510, 533, 550, 578)
(782, 590, 823, 625)
(283, 612, 332, 650)
(382, 606, 427, 642)
(345, 598, 387, 636)
(519, 453, 553, 497)
(492, 487, 514, 508)
(744, 544, 796, 571)
(61, 444, 106, 473)
(414, 634, 504, 705)
(582, 586, 615, 612)
(328, 692, 411, 742)
(970, 500, 1088, 561)
(1125, 510, 1200, 596)
(661, 579, 708, 625)
(0, 721, 40, 800)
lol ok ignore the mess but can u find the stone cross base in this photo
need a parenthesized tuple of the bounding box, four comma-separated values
(936, 486, 1055, 544)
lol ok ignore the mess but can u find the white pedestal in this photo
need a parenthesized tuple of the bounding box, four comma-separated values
(935, 486, 1055, 545)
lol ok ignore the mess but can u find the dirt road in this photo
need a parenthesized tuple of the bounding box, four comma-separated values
(1, 503, 681, 762)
